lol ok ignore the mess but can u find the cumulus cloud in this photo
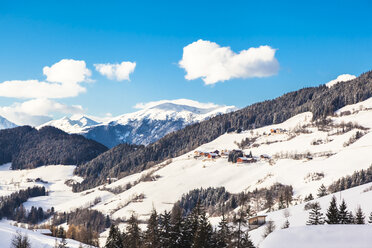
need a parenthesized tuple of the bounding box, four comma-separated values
(94, 61, 136, 81)
(0, 59, 91, 99)
(179, 39, 279, 85)
(325, 74, 356, 88)
(43, 59, 92, 84)
(0, 99, 84, 126)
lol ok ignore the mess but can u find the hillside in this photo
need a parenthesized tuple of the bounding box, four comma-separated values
(0, 126, 108, 169)
(39, 99, 237, 148)
(73, 70, 372, 191)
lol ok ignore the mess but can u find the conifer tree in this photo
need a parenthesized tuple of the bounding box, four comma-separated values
(317, 184, 327, 197)
(265, 191, 274, 212)
(192, 210, 213, 248)
(279, 196, 285, 210)
(325, 196, 339, 224)
(170, 205, 183, 247)
(355, 206, 365, 224)
(216, 212, 231, 248)
(338, 199, 349, 224)
(348, 211, 355, 224)
(240, 231, 255, 248)
(281, 219, 290, 229)
(307, 202, 324, 225)
(105, 225, 123, 248)
(368, 212, 372, 224)
(159, 211, 172, 248)
(143, 209, 160, 248)
(125, 214, 142, 248)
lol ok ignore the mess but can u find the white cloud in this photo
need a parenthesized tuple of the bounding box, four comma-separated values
(179, 39, 279, 85)
(94, 61, 136, 81)
(0, 59, 91, 99)
(43, 59, 92, 84)
(325, 74, 357, 88)
(0, 99, 84, 126)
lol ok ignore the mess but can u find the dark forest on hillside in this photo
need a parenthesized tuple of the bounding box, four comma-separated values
(0, 126, 108, 169)
(73, 71, 372, 191)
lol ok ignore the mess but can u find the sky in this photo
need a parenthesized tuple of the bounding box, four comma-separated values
(0, 0, 371, 125)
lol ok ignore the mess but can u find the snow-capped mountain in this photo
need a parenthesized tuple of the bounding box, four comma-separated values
(39, 115, 99, 134)
(40, 99, 237, 147)
(0, 116, 17, 130)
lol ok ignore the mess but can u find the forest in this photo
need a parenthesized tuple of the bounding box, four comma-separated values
(0, 126, 108, 169)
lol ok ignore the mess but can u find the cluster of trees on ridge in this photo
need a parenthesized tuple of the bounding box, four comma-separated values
(0, 126, 108, 169)
(73, 71, 372, 191)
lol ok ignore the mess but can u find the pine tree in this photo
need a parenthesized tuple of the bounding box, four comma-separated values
(368, 212, 372, 224)
(125, 214, 142, 248)
(232, 207, 247, 248)
(192, 210, 213, 248)
(278, 195, 285, 210)
(265, 191, 274, 212)
(240, 231, 255, 248)
(105, 225, 123, 248)
(317, 184, 327, 197)
(347, 211, 355, 224)
(325, 196, 339, 224)
(262, 221, 275, 238)
(159, 211, 172, 248)
(355, 206, 365, 224)
(338, 199, 349, 224)
(216, 212, 231, 248)
(143, 209, 160, 248)
(170, 205, 183, 247)
(307, 202, 324, 225)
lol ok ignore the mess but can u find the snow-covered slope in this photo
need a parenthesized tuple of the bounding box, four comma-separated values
(4, 97, 372, 247)
(39, 115, 99, 134)
(0, 115, 17, 130)
(0, 221, 87, 248)
(39, 99, 237, 147)
(326, 74, 357, 88)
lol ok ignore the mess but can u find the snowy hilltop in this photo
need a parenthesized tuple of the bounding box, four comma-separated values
(0, 115, 17, 130)
(39, 99, 237, 147)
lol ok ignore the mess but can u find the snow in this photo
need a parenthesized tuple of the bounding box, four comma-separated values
(260, 225, 372, 248)
(0, 115, 17, 130)
(0, 221, 85, 248)
(325, 74, 356, 88)
(37, 99, 237, 134)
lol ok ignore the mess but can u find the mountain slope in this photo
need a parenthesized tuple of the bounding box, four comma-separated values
(0, 126, 108, 169)
(40, 99, 237, 148)
(73, 70, 372, 191)
(0, 116, 17, 130)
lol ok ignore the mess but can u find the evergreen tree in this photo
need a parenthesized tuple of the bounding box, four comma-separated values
(304, 193, 314, 202)
(240, 231, 255, 248)
(265, 191, 274, 212)
(325, 196, 339, 224)
(338, 199, 349, 224)
(278, 195, 285, 210)
(192, 210, 213, 248)
(355, 206, 365, 224)
(105, 225, 123, 248)
(170, 205, 183, 247)
(125, 214, 142, 248)
(143, 209, 160, 248)
(307, 202, 324, 225)
(216, 212, 231, 248)
(317, 184, 327, 197)
(368, 212, 372, 224)
(347, 211, 355, 224)
(159, 211, 172, 248)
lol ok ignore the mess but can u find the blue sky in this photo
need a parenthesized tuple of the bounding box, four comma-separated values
(0, 0, 371, 125)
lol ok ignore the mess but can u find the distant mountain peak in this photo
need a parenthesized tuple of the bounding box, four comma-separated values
(0, 116, 17, 130)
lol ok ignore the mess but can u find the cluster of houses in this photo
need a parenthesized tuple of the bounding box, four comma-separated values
(194, 149, 271, 164)
(269, 128, 287, 135)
